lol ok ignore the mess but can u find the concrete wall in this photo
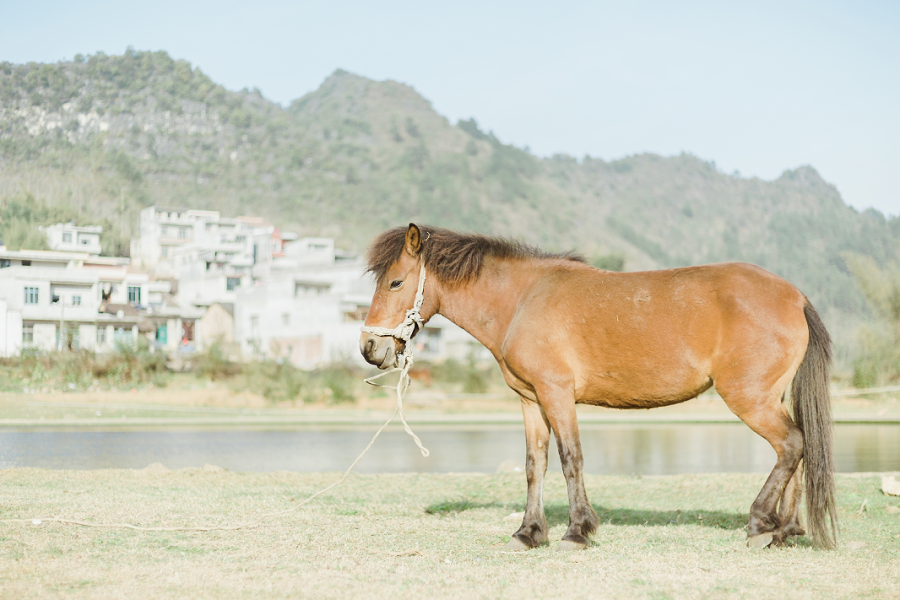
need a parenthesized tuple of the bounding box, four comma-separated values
(33, 323, 56, 351)
(200, 304, 234, 345)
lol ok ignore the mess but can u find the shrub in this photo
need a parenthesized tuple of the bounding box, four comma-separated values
(431, 352, 496, 394)
(193, 341, 238, 381)
(232, 359, 306, 403)
(0, 338, 169, 392)
(851, 326, 900, 388)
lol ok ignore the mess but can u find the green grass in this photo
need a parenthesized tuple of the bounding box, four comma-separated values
(1, 469, 898, 599)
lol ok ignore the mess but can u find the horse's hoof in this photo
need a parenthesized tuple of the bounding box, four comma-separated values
(556, 539, 588, 552)
(504, 537, 531, 552)
(747, 532, 774, 549)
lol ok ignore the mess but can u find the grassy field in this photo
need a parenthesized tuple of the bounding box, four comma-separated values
(1, 468, 899, 599)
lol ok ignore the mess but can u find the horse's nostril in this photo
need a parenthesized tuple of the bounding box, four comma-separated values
(364, 339, 375, 357)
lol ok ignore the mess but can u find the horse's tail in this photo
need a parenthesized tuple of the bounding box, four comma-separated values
(791, 300, 838, 549)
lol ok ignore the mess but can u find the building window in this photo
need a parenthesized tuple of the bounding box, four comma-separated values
(127, 286, 141, 305)
(161, 246, 169, 258)
(80, 237, 91, 245)
(236, 235, 246, 243)
(21, 260, 31, 267)
(22, 325, 34, 345)
(226, 277, 240, 291)
(178, 228, 187, 239)
(282, 313, 290, 326)
(71, 295, 81, 306)
(0, 259, 10, 268)
(343, 306, 368, 322)
(24, 287, 39, 305)
(250, 315, 259, 331)
(295, 283, 328, 297)
(63, 232, 72, 243)
(97, 327, 106, 345)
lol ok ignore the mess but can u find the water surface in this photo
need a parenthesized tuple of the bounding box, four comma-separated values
(1, 424, 897, 474)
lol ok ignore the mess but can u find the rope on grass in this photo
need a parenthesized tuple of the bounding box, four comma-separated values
(0, 405, 407, 532)
(1, 264, 432, 532)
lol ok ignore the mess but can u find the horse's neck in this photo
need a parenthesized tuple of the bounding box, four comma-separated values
(436, 259, 539, 356)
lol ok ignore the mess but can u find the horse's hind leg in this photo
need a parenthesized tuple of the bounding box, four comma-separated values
(777, 460, 805, 541)
(721, 392, 804, 548)
(507, 398, 551, 550)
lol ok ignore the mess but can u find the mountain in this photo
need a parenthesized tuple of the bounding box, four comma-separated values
(2, 49, 898, 348)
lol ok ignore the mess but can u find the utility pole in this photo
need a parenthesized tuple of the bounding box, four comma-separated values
(58, 294, 65, 352)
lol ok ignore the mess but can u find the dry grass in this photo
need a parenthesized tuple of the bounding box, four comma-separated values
(1, 468, 899, 599)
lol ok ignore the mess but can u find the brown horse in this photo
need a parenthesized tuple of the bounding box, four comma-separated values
(360, 224, 837, 550)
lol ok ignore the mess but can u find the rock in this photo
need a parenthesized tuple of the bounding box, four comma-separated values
(882, 476, 900, 496)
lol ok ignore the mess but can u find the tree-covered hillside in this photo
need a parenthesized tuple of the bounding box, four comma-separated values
(2, 49, 899, 352)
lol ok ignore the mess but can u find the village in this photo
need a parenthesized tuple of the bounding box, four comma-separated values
(0, 206, 480, 368)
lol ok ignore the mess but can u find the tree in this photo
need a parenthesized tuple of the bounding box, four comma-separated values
(843, 253, 900, 387)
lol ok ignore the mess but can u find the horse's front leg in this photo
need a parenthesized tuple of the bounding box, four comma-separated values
(539, 384, 598, 551)
(506, 398, 551, 550)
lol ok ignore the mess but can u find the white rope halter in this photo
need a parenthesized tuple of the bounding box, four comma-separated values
(360, 263, 430, 457)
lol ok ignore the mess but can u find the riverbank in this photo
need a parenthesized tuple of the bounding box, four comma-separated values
(1, 469, 898, 599)
(2, 383, 900, 428)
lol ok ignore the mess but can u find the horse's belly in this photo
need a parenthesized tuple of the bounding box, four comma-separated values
(575, 375, 713, 409)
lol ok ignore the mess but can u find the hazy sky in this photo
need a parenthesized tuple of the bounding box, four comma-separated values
(2, 0, 898, 214)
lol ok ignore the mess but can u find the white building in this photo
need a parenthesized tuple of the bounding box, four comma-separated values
(131, 206, 217, 275)
(131, 206, 279, 281)
(42, 223, 102, 255)
(233, 239, 482, 369)
(0, 248, 139, 355)
(0, 246, 208, 356)
(234, 239, 368, 367)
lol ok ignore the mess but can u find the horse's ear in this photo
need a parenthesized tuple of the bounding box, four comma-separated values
(404, 223, 423, 257)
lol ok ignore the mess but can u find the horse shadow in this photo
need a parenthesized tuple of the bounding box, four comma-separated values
(425, 500, 746, 530)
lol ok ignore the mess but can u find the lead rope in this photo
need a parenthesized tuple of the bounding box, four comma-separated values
(359, 263, 430, 457)
(1, 265, 431, 533)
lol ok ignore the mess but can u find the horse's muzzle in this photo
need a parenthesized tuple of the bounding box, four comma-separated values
(360, 334, 400, 370)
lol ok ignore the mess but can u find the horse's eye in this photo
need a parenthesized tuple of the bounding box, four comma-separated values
(390, 280, 403, 290)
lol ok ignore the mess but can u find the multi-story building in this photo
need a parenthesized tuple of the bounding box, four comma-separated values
(131, 206, 279, 279)
(42, 223, 102, 255)
(0, 245, 207, 356)
(0, 247, 139, 355)
(130, 206, 218, 275)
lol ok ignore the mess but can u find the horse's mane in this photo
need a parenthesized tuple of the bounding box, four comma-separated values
(366, 226, 585, 285)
